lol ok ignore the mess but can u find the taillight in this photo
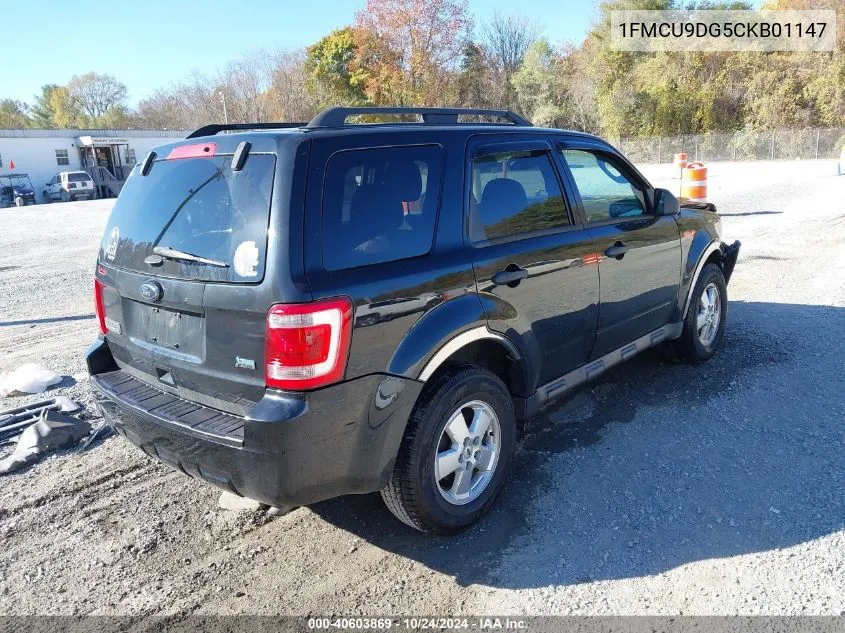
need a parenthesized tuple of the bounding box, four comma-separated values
(265, 297, 352, 390)
(94, 279, 108, 334)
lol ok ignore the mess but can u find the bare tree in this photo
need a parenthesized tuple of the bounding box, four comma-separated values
(481, 12, 541, 110)
(67, 72, 128, 118)
(559, 43, 600, 134)
(482, 12, 541, 75)
(133, 48, 316, 130)
(264, 49, 320, 122)
(134, 70, 218, 130)
(216, 52, 270, 124)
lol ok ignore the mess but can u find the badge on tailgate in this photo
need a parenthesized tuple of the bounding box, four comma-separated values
(139, 280, 163, 302)
(235, 356, 256, 370)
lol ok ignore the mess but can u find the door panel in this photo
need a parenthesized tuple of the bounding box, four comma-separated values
(587, 218, 681, 356)
(558, 147, 681, 358)
(467, 137, 599, 387)
(473, 233, 600, 385)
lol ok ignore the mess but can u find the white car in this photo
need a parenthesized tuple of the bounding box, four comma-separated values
(43, 171, 97, 203)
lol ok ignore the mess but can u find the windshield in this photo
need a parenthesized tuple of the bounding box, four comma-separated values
(68, 172, 90, 182)
(99, 153, 276, 283)
(9, 176, 30, 187)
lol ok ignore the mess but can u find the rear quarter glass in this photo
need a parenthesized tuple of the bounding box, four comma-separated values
(98, 154, 276, 283)
(321, 145, 444, 272)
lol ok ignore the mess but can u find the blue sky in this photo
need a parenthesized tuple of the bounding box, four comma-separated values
(6, 0, 599, 105)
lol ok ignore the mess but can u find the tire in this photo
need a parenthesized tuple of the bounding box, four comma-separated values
(673, 262, 727, 363)
(42, 191, 51, 204)
(14, 196, 23, 207)
(381, 365, 516, 534)
(61, 190, 70, 202)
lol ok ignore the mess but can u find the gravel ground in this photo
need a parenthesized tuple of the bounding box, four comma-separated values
(0, 160, 843, 616)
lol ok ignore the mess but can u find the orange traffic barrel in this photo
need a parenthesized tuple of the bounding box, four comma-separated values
(673, 152, 688, 169)
(682, 162, 707, 201)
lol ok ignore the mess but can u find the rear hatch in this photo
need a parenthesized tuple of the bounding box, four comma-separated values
(95, 133, 309, 413)
(67, 172, 94, 192)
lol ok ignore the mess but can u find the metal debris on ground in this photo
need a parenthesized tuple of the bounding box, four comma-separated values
(0, 410, 91, 474)
(0, 396, 81, 440)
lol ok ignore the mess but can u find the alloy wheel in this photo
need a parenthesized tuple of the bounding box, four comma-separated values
(434, 400, 501, 506)
(696, 282, 721, 346)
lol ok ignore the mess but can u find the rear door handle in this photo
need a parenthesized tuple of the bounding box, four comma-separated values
(492, 266, 528, 287)
(604, 241, 630, 259)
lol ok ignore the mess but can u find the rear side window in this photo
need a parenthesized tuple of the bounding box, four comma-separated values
(99, 154, 276, 283)
(469, 148, 569, 242)
(321, 145, 443, 271)
(559, 149, 647, 221)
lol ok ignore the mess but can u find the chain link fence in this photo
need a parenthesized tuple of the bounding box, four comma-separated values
(618, 128, 845, 164)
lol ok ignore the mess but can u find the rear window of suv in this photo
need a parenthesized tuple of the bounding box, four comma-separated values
(321, 145, 443, 271)
(98, 154, 275, 283)
(67, 172, 90, 182)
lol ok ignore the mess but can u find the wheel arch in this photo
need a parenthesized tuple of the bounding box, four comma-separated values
(681, 241, 725, 319)
(418, 329, 530, 423)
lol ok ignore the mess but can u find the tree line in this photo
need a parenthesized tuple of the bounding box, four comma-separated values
(1, 0, 842, 139)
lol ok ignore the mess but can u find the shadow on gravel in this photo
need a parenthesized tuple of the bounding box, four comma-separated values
(312, 301, 845, 589)
(718, 210, 783, 217)
(0, 314, 96, 328)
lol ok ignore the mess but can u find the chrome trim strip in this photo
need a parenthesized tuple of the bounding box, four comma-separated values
(534, 322, 683, 406)
(418, 326, 516, 382)
(682, 242, 721, 319)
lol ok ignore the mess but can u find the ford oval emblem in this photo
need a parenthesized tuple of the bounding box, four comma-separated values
(139, 280, 163, 302)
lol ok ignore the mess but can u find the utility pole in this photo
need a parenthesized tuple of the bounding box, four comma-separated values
(219, 91, 229, 125)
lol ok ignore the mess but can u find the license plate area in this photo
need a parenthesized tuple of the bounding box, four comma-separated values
(126, 301, 205, 361)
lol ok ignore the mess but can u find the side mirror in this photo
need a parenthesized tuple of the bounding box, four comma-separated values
(654, 188, 680, 216)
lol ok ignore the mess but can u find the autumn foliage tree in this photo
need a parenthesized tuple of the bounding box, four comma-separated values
(305, 27, 369, 107)
(0, 100, 30, 128)
(354, 0, 472, 105)
(2, 1, 843, 138)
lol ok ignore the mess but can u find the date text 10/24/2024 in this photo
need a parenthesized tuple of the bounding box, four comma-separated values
(307, 618, 528, 630)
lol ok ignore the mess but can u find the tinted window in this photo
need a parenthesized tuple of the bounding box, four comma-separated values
(99, 154, 275, 283)
(560, 149, 647, 221)
(469, 149, 569, 242)
(322, 145, 442, 271)
(68, 172, 89, 182)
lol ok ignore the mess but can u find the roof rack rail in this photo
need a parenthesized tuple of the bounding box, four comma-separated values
(306, 107, 532, 128)
(186, 122, 305, 139)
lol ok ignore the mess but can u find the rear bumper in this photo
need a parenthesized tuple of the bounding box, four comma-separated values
(86, 338, 421, 507)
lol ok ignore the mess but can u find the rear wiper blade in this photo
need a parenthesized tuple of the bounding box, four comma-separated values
(152, 246, 229, 268)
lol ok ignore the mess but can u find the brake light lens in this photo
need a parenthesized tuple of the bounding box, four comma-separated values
(167, 142, 217, 160)
(265, 298, 352, 390)
(94, 279, 108, 334)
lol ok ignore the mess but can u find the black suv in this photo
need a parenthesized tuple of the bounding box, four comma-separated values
(87, 107, 740, 534)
